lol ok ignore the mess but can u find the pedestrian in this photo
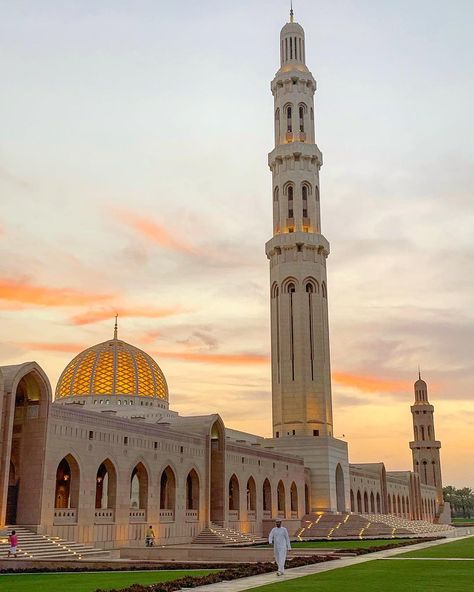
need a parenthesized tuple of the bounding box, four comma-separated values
(7, 530, 18, 558)
(145, 525, 155, 547)
(268, 519, 291, 575)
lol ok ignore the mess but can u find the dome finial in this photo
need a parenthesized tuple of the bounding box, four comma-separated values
(418, 365, 421, 380)
(114, 314, 118, 340)
(290, 0, 294, 22)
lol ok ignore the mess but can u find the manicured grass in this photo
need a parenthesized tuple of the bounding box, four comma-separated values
(289, 539, 416, 549)
(398, 535, 474, 559)
(249, 560, 474, 591)
(452, 517, 474, 524)
(0, 569, 216, 592)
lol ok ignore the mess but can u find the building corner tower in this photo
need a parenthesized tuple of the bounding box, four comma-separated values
(266, 11, 349, 514)
(409, 373, 444, 505)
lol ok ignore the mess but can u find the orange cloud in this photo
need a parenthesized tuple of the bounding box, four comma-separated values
(20, 342, 86, 353)
(111, 207, 196, 255)
(0, 277, 113, 307)
(154, 350, 270, 366)
(332, 372, 410, 394)
(70, 306, 181, 326)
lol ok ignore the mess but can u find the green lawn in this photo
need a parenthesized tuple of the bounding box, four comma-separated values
(397, 535, 474, 559)
(452, 517, 474, 524)
(0, 569, 216, 592)
(249, 560, 474, 591)
(288, 538, 416, 549)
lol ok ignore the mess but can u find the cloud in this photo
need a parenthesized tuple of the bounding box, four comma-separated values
(154, 350, 270, 366)
(332, 371, 410, 394)
(177, 330, 218, 350)
(110, 207, 196, 255)
(20, 342, 86, 353)
(0, 277, 113, 307)
(70, 305, 182, 326)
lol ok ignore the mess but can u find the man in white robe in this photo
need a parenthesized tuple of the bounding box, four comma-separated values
(268, 520, 291, 575)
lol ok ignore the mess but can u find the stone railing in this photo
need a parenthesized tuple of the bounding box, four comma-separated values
(129, 509, 146, 523)
(53, 508, 77, 525)
(247, 510, 256, 521)
(291, 511, 298, 519)
(263, 510, 272, 519)
(159, 509, 174, 523)
(94, 509, 115, 523)
(185, 509, 199, 522)
(228, 510, 239, 521)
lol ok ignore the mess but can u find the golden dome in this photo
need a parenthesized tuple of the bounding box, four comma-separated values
(55, 337, 168, 400)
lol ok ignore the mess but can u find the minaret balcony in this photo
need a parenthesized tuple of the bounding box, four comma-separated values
(269, 142, 322, 168)
(266, 231, 330, 258)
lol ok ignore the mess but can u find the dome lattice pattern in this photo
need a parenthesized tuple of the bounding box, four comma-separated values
(55, 339, 168, 400)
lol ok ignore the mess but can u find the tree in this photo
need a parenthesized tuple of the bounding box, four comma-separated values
(443, 485, 474, 518)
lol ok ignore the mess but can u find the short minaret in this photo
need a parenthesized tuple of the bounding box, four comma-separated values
(409, 372, 443, 503)
(266, 10, 333, 438)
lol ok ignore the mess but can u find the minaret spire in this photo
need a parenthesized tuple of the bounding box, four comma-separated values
(114, 314, 118, 340)
(290, 1, 294, 22)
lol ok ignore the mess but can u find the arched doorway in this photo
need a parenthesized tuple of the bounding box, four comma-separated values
(6, 462, 18, 525)
(160, 466, 176, 514)
(186, 469, 199, 512)
(335, 464, 345, 512)
(357, 490, 362, 513)
(370, 491, 375, 513)
(247, 477, 256, 514)
(363, 491, 369, 513)
(210, 420, 225, 524)
(130, 462, 148, 510)
(263, 479, 272, 516)
(376, 492, 381, 513)
(350, 489, 355, 512)
(95, 459, 117, 509)
(54, 455, 80, 509)
(228, 474, 240, 517)
(277, 480, 286, 516)
(290, 482, 298, 517)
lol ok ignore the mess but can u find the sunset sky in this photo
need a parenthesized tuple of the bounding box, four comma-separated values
(1, 0, 473, 487)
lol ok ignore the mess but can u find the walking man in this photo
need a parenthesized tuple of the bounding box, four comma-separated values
(268, 519, 291, 575)
(7, 530, 18, 558)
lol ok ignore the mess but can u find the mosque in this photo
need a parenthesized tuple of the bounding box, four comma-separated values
(0, 12, 450, 549)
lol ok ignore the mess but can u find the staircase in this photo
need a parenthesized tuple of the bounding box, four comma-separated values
(0, 526, 111, 560)
(192, 523, 265, 545)
(297, 513, 413, 539)
(363, 514, 456, 535)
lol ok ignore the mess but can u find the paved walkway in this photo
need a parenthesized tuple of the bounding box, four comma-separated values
(192, 535, 474, 592)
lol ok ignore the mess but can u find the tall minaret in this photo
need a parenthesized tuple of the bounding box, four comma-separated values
(266, 10, 333, 439)
(409, 373, 443, 503)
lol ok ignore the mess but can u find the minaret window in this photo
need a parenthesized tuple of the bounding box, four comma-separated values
(299, 105, 305, 132)
(286, 106, 292, 133)
(289, 37, 293, 59)
(302, 184, 308, 218)
(421, 426, 425, 440)
(287, 185, 294, 219)
(306, 282, 315, 380)
(414, 426, 418, 440)
(315, 186, 320, 202)
(287, 281, 296, 381)
(275, 109, 280, 143)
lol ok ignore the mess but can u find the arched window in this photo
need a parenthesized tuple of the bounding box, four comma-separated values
(414, 426, 418, 440)
(54, 455, 80, 509)
(286, 106, 292, 133)
(277, 480, 286, 515)
(160, 466, 176, 511)
(247, 476, 256, 512)
(422, 460, 428, 482)
(186, 469, 199, 511)
(130, 462, 148, 510)
(421, 426, 425, 440)
(299, 105, 305, 132)
(287, 185, 294, 219)
(263, 478, 272, 513)
(290, 482, 298, 514)
(229, 474, 240, 512)
(95, 459, 117, 509)
(302, 184, 308, 218)
(350, 489, 355, 512)
(273, 187, 280, 232)
(275, 108, 280, 142)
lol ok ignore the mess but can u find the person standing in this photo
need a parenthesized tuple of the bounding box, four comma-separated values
(145, 525, 155, 547)
(7, 530, 18, 558)
(268, 520, 291, 575)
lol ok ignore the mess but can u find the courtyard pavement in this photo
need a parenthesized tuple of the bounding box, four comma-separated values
(191, 532, 474, 592)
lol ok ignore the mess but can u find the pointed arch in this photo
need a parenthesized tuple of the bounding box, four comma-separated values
(370, 491, 375, 513)
(290, 481, 298, 515)
(277, 480, 286, 515)
(130, 461, 148, 510)
(246, 476, 256, 512)
(95, 458, 117, 509)
(55, 454, 80, 509)
(336, 464, 345, 512)
(376, 492, 381, 513)
(357, 490, 362, 513)
(160, 465, 176, 511)
(263, 478, 272, 513)
(186, 468, 199, 511)
(229, 473, 240, 513)
(350, 489, 355, 512)
(363, 491, 369, 513)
